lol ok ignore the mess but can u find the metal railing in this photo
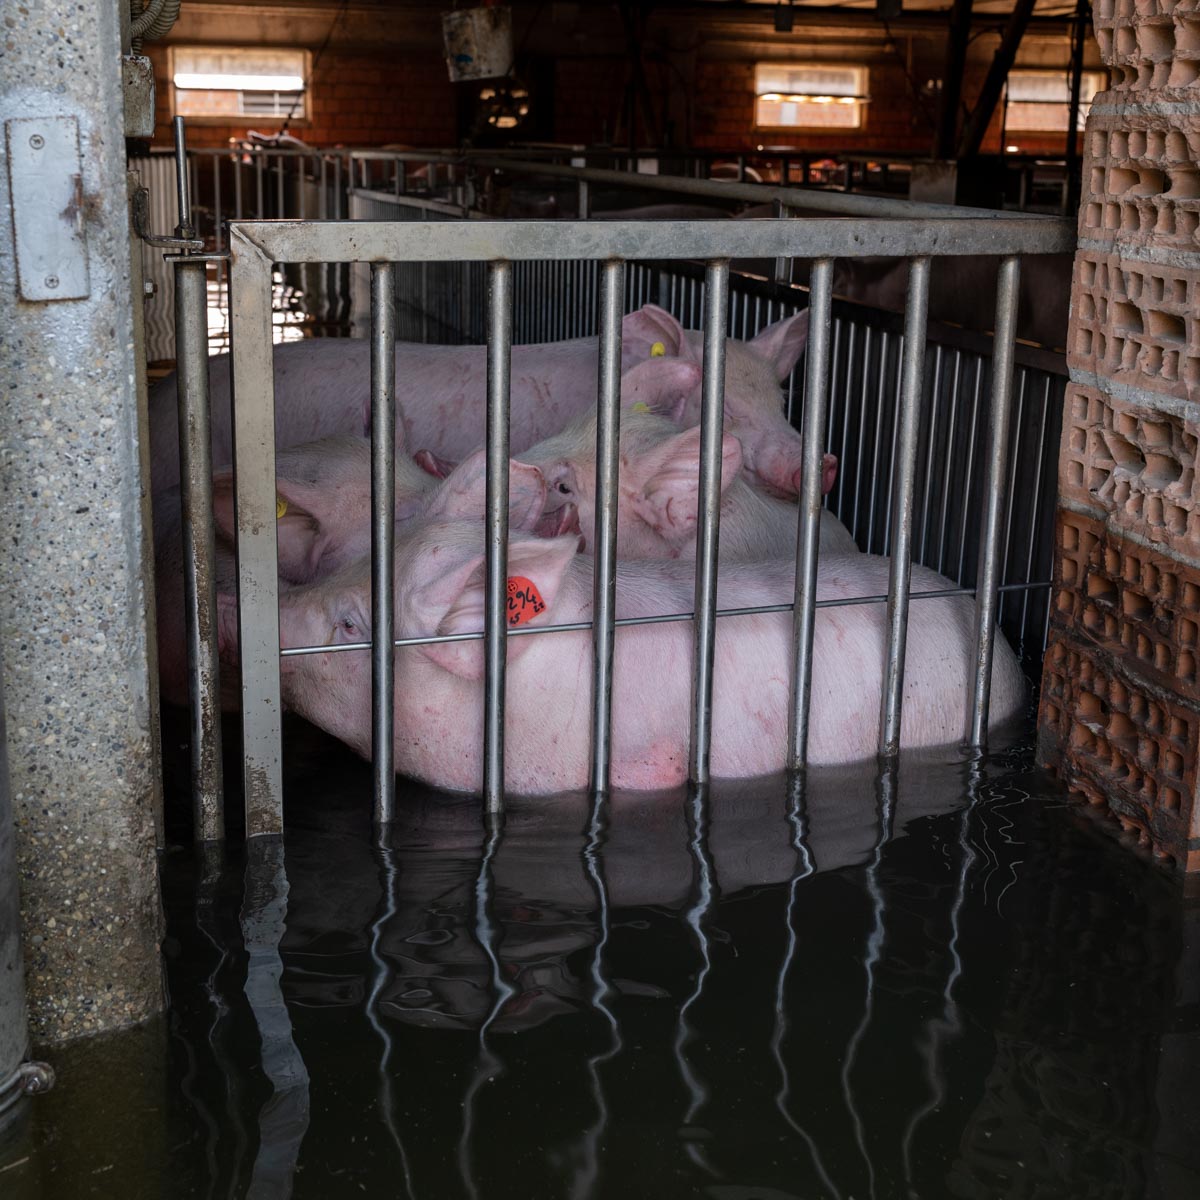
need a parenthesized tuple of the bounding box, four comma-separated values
(202, 211, 1074, 839)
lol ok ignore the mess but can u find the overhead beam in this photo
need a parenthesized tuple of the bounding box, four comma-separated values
(935, 0, 975, 159)
(957, 0, 1038, 158)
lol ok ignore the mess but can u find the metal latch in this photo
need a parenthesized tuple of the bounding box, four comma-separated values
(131, 186, 204, 251)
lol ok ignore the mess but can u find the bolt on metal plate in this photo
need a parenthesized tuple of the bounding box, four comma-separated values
(5, 116, 91, 301)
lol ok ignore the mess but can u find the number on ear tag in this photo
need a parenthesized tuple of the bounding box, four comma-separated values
(506, 576, 546, 627)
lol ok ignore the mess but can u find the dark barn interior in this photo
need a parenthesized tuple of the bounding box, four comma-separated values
(3, 2, 1200, 1197)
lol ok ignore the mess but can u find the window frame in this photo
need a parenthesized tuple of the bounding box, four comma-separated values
(1004, 68, 1107, 133)
(752, 62, 870, 133)
(168, 46, 312, 125)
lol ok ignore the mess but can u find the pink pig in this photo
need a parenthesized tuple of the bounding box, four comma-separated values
(148, 305, 814, 498)
(510, 405, 858, 561)
(249, 513, 1024, 795)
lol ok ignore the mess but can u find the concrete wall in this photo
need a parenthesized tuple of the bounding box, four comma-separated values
(0, 1, 165, 1040)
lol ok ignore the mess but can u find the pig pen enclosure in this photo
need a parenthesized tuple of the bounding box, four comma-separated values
(158, 147, 1073, 836)
(16, 143, 1197, 1200)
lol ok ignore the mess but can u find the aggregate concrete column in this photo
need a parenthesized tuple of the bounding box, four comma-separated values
(1, 657, 31, 1128)
(1038, 0, 1200, 875)
(0, 1, 164, 1039)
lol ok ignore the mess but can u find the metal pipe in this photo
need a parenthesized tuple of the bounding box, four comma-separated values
(578, 178, 591, 219)
(172, 117, 193, 237)
(370, 263, 397, 823)
(174, 257, 225, 841)
(878, 257, 931, 757)
(688, 260, 729, 785)
(170, 119, 224, 841)
(788, 258, 834, 769)
(484, 261, 514, 814)
(590, 259, 624, 794)
(966, 257, 1020, 745)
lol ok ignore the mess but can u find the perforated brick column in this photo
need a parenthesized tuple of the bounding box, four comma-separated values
(1038, 0, 1200, 872)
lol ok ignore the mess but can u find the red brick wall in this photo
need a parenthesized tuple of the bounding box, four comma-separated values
(147, 47, 459, 148)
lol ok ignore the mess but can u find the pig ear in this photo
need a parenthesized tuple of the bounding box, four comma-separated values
(271, 479, 325, 582)
(421, 534, 579, 680)
(620, 358, 702, 425)
(750, 310, 810, 382)
(414, 449, 457, 480)
(216, 591, 240, 664)
(212, 471, 326, 583)
(621, 304, 690, 368)
(426, 449, 546, 530)
(631, 428, 743, 539)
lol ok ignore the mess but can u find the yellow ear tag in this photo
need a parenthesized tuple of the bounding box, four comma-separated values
(631, 401, 651, 414)
(650, 341, 666, 357)
(276, 496, 288, 519)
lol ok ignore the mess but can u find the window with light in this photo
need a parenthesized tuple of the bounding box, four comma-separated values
(754, 64, 869, 131)
(1005, 69, 1107, 132)
(170, 47, 310, 121)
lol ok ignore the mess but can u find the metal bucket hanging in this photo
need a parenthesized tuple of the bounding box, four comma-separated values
(442, 5, 513, 83)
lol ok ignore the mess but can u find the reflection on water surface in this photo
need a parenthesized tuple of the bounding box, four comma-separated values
(4, 720, 1199, 1199)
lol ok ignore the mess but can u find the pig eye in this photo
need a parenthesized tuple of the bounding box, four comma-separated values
(555, 479, 573, 495)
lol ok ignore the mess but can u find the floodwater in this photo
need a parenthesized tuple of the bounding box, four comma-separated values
(3, 715, 1198, 1199)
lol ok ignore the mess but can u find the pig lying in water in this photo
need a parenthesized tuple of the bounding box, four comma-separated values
(153, 435, 439, 708)
(237, 510, 1024, 795)
(508, 404, 857, 560)
(148, 305, 812, 499)
(159, 439, 557, 710)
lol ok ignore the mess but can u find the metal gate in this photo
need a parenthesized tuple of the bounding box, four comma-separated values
(184, 211, 1075, 839)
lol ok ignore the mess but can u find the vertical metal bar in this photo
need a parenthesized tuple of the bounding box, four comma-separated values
(213, 154, 224, 253)
(234, 155, 244, 221)
(789, 259, 834, 769)
(484, 262, 513, 814)
(229, 227, 284, 836)
(772, 200, 790, 284)
(966, 256, 1020, 746)
(175, 259, 224, 842)
(590, 260, 624, 794)
(255, 152, 264, 218)
(172, 118, 192, 235)
(370, 264, 397, 822)
(688, 261, 729, 786)
(171, 120, 224, 839)
(956, 359, 985, 583)
(919, 346, 945, 563)
(878, 257, 931, 758)
(578, 179, 590, 219)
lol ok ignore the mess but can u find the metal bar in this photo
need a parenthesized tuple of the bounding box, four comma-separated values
(966, 257, 1021, 745)
(370, 263, 397, 823)
(172, 118, 193, 236)
(788, 259, 834, 769)
(175, 257, 224, 842)
(483, 261, 513, 814)
(278, 583, 1058, 658)
(879, 257, 931, 757)
(688, 260, 729, 786)
(454, 154, 1048, 221)
(590, 260, 624, 793)
(578, 178, 590, 219)
(228, 227, 284, 836)
(230, 217, 1076, 267)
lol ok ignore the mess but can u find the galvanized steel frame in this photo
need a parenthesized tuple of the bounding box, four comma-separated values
(226, 214, 1073, 836)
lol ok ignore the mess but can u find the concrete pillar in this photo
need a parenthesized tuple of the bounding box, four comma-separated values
(1038, 0, 1200, 877)
(0, 0, 164, 1040)
(1, 657, 31, 1131)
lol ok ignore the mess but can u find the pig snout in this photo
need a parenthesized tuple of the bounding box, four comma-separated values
(533, 502, 581, 539)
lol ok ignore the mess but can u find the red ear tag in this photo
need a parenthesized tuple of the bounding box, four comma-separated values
(506, 576, 546, 627)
